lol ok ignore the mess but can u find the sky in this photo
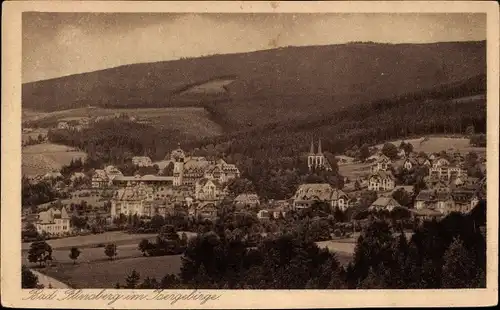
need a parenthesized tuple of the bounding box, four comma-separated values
(22, 13, 486, 83)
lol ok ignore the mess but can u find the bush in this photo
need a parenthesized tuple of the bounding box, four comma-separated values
(334, 229, 342, 237)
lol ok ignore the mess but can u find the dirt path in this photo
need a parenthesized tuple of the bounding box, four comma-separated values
(30, 269, 71, 289)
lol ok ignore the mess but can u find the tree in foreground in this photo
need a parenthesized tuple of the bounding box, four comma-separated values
(104, 243, 117, 260)
(27, 241, 53, 267)
(138, 239, 151, 256)
(22, 265, 40, 288)
(442, 237, 482, 288)
(69, 247, 81, 264)
(125, 269, 141, 288)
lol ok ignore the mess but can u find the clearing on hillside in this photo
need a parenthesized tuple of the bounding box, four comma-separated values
(22, 143, 87, 177)
(375, 136, 486, 155)
(24, 107, 223, 138)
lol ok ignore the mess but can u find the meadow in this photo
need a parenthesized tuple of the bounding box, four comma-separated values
(22, 143, 87, 177)
(24, 107, 223, 138)
(31, 254, 184, 288)
(375, 136, 486, 155)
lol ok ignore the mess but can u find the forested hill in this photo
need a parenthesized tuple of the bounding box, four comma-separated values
(23, 41, 485, 130)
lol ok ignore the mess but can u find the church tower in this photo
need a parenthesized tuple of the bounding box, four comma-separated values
(307, 138, 329, 171)
(308, 139, 315, 170)
(172, 143, 185, 186)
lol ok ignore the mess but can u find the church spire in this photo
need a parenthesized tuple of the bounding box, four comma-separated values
(318, 138, 322, 154)
(310, 139, 315, 154)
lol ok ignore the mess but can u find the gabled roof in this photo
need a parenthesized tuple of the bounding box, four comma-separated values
(415, 190, 436, 201)
(234, 193, 260, 203)
(370, 170, 395, 180)
(370, 197, 401, 208)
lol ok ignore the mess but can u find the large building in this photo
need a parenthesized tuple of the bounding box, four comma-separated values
(307, 139, 332, 171)
(291, 183, 350, 211)
(169, 144, 240, 187)
(34, 207, 71, 236)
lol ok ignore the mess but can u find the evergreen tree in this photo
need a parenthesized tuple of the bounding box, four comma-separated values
(442, 237, 480, 288)
(125, 269, 141, 288)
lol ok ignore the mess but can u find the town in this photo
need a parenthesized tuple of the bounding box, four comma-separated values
(23, 137, 486, 236)
(18, 11, 488, 293)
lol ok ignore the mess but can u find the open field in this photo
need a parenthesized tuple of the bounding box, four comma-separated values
(22, 128, 49, 143)
(339, 162, 372, 180)
(24, 107, 223, 138)
(22, 143, 87, 177)
(32, 254, 183, 289)
(374, 136, 486, 155)
(21, 231, 158, 251)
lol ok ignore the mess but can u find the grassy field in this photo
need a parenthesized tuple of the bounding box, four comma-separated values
(23, 107, 223, 138)
(21, 231, 157, 251)
(27, 237, 355, 288)
(375, 136, 486, 155)
(339, 162, 372, 180)
(22, 128, 49, 143)
(22, 143, 87, 176)
(32, 254, 183, 288)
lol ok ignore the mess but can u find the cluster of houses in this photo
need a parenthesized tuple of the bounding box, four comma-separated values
(23, 140, 487, 237)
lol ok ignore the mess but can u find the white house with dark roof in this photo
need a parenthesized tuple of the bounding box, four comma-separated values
(91, 169, 109, 188)
(195, 178, 225, 202)
(369, 197, 402, 212)
(234, 193, 261, 208)
(132, 156, 153, 167)
(368, 171, 395, 192)
(35, 207, 71, 235)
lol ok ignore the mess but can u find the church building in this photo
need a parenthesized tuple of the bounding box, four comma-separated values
(307, 139, 332, 171)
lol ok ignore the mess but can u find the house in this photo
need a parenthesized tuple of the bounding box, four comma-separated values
(369, 197, 402, 212)
(414, 190, 436, 210)
(70, 172, 86, 182)
(104, 165, 123, 183)
(403, 158, 418, 170)
(292, 183, 334, 209)
(132, 156, 153, 167)
(397, 148, 406, 159)
(414, 190, 455, 215)
(195, 203, 218, 220)
(450, 189, 478, 213)
(195, 178, 225, 202)
(168, 146, 241, 187)
(417, 156, 431, 167)
(330, 189, 350, 211)
(34, 207, 71, 236)
(43, 171, 63, 180)
(234, 193, 261, 208)
(370, 155, 391, 173)
(91, 169, 109, 188)
(111, 183, 154, 217)
(368, 171, 395, 192)
(411, 208, 444, 220)
(268, 207, 287, 219)
(257, 209, 271, 220)
(57, 121, 69, 129)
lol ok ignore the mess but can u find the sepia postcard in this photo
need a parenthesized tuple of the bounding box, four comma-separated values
(2, 1, 499, 308)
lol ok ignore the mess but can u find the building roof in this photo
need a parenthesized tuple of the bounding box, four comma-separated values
(234, 193, 260, 203)
(415, 190, 436, 201)
(113, 175, 174, 182)
(293, 183, 335, 201)
(370, 170, 395, 180)
(411, 208, 443, 217)
(370, 197, 402, 208)
(391, 186, 414, 194)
